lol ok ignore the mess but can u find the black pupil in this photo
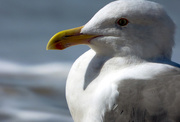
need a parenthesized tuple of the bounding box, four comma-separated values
(118, 19, 128, 26)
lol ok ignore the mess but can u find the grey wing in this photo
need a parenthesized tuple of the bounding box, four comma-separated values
(104, 71, 180, 122)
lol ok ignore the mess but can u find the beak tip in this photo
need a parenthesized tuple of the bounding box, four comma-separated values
(46, 44, 50, 50)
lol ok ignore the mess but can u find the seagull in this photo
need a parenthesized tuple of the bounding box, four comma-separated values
(46, 0, 180, 121)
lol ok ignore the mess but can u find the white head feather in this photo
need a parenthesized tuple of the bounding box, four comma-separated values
(81, 0, 175, 60)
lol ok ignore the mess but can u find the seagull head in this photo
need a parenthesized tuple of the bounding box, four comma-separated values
(47, 0, 175, 60)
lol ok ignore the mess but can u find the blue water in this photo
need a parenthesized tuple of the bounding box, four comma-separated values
(0, 0, 179, 121)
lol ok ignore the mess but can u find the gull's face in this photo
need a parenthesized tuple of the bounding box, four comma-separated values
(47, 0, 175, 59)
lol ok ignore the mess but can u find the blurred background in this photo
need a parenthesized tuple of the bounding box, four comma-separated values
(0, 0, 179, 121)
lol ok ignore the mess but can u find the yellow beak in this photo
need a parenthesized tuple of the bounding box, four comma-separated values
(46, 26, 98, 50)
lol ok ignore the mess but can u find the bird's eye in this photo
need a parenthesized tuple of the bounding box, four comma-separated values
(117, 18, 129, 26)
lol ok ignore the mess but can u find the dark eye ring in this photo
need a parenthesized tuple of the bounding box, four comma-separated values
(117, 18, 129, 26)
